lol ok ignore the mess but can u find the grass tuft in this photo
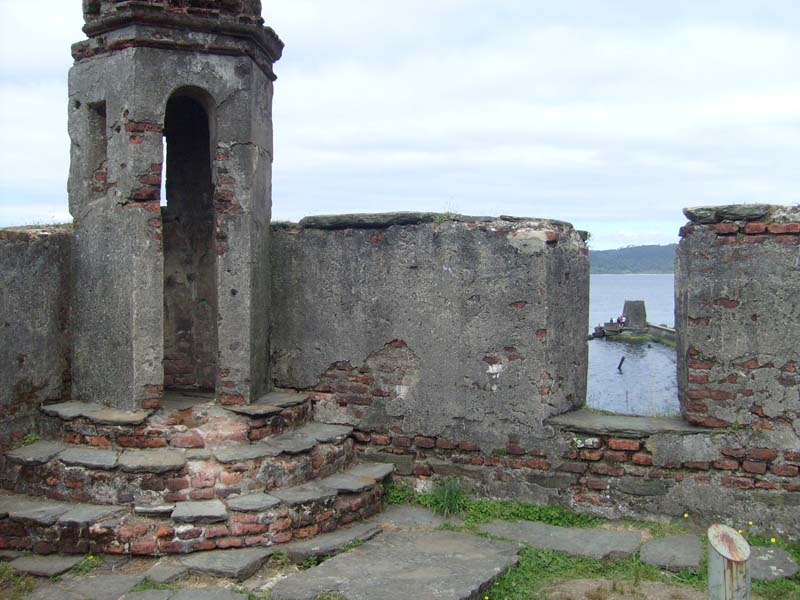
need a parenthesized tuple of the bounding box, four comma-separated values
(0, 563, 36, 600)
(419, 478, 469, 517)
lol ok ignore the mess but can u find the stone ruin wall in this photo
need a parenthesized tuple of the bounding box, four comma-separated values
(1, 204, 798, 536)
(0, 229, 72, 446)
(268, 214, 590, 453)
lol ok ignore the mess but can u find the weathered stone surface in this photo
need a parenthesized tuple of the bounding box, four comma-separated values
(270, 430, 317, 454)
(0, 550, 23, 561)
(58, 504, 126, 525)
(181, 548, 273, 580)
(640, 535, 703, 571)
(479, 520, 642, 560)
(347, 462, 395, 481)
(616, 477, 672, 497)
(59, 447, 119, 470)
(213, 443, 282, 463)
(750, 546, 799, 581)
(171, 589, 248, 600)
(317, 473, 374, 493)
(120, 591, 174, 600)
(362, 449, 414, 475)
(85, 407, 152, 425)
(272, 482, 337, 506)
(10, 554, 82, 577)
(0, 230, 71, 444)
(36, 574, 146, 600)
(258, 392, 308, 408)
(171, 499, 228, 523)
(135, 504, 175, 516)
(283, 522, 382, 562)
(40, 401, 104, 420)
(683, 204, 770, 224)
(299, 212, 441, 229)
(270, 218, 588, 451)
(5, 441, 64, 465)
(227, 493, 281, 512)
(223, 403, 283, 417)
(119, 449, 186, 473)
(303, 421, 353, 442)
(548, 410, 707, 437)
(270, 530, 520, 600)
(371, 505, 446, 530)
(7, 498, 70, 525)
(143, 562, 189, 584)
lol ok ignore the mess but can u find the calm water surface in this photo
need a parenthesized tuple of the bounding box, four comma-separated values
(587, 274, 679, 416)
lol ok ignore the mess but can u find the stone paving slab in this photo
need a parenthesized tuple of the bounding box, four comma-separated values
(119, 449, 186, 473)
(348, 462, 395, 481)
(51, 574, 147, 600)
(5, 440, 64, 465)
(144, 561, 189, 584)
(303, 421, 354, 442)
(60, 447, 120, 470)
(272, 482, 337, 506)
(479, 520, 643, 560)
(172, 499, 228, 523)
(120, 591, 174, 600)
(213, 443, 282, 463)
(750, 546, 800, 581)
(181, 547, 274, 580)
(223, 403, 283, 417)
(270, 431, 318, 454)
(270, 530, 520, 600)
(6, 498, 70, 525)
(88, 407, 152, 425)
(282, 522, 383, 562)
(10, 554, 83, 577)
(227, 492, 281, 512)
(640, 534, 703, 571)
(259, 392, 308, 408)
(318, 472, 375, 493)
(171, 589, 248, 600)
(40, 401, 104, 420)
(59, 503, 127, 525)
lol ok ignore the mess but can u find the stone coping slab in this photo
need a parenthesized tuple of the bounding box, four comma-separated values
(282, 522, 382, 562)
(59, 447, 119, 470)
(640, 535, 703, 571)
(6, 498, 71, 525)
(480, 520, 643, 560)
(223, 403, 283, 417)
(347, 462, 395, 481)
(172, 499, 228, 523)
(258, 391, 308, 408)
(40, 401, 152, 425)
(227, 492, 281, 512)
(317, 472, 375, 493)
(270, 530, 520, 600)
(302, 421, 354, 442)
(5, 441, 64, 465)
(119, 449, 186, 473)
(547, 409, 709, 437)
(58, 504, 127, 525)
(272, 482, 337, 506)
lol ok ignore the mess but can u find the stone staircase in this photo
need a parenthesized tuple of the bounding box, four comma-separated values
(0, 390, 393, 556)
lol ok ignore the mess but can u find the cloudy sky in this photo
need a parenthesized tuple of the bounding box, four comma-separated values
(1, 1, 798, 249)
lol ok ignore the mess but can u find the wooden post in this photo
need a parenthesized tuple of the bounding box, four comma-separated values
(708, 524, 751, 600)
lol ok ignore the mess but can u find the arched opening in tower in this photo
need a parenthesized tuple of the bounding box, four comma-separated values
(161, 93, 218, 393)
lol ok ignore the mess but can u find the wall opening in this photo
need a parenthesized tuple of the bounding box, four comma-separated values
(162, 92, 217, 392)
(87, 101, 107, 196)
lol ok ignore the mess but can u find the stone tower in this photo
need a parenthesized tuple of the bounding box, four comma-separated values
(68, 0, 283, 410)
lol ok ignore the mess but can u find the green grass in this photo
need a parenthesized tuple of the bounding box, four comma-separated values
(68, 553, 103, 575)
(129, 578, 181, 593)
(384, 481, 416, 505)
(419, 478, 469, 517)
(461, 498, 601, 528)
(0, 563, 36, 600)
(21, 432, 41, 445)
(341, 539, 365, 553)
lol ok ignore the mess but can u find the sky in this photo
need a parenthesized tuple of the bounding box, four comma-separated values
(1, 1, 799, 249)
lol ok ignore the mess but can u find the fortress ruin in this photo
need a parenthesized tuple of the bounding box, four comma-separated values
(0, 0, 797, 559)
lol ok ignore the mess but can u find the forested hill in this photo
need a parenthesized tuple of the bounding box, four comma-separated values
(589, 244, 677, 274)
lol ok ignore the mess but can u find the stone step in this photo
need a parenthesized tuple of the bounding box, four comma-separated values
(282, 521, 382, 562)
(2, 422, 356, 505)
(0, 460, 394, 557)
(38, 392, 312, 450)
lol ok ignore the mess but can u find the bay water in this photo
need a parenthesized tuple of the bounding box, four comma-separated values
(586, 274, 679, 416)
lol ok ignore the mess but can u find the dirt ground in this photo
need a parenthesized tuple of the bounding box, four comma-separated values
(543, 578, 707, 600)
